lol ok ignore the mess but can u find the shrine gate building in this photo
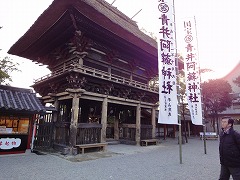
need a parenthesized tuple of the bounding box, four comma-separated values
(8, 0, 171, 154)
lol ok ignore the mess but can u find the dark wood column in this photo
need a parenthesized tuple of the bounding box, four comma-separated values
(164, 125, 167, 140)
(101, 97, 108, 142)
(135, 104, 141, 145)
(66, 88, 85, 154)
(151, 106, 156, 138)
(52, 97, 59, 142)
(114, 118, 119, 140)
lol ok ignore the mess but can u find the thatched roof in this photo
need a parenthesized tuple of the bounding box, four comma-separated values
(8, 0, 157, 62)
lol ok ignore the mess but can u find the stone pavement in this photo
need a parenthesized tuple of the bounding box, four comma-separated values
(0, 137, 223, 180)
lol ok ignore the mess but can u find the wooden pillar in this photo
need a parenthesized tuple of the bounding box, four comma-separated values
(66, 88, 85, 154)
(151, 106, 156, 138)
(114, 118, 119, 140)
(130, 72, 133, 82)
(51, 97, 59, 122)
(47, 93, 59, 122)
(101, 97, 108, 142)
(166, 125, 169, 138)
(173, 125, 176, 138)
(52, 97, 59, 142)
(164, 124, 167, 140)
(136, 104, 141, 145)
(188, 122, 191, 137)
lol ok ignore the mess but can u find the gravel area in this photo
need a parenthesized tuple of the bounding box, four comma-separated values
(0, 137, 221, 180)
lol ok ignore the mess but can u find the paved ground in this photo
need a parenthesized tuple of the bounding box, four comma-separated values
(0, 137, 222, 180)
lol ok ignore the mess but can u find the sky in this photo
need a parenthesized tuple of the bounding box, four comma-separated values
(0, 0, 240, 89)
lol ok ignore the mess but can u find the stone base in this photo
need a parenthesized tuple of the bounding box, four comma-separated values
(119, 139, 137, 145)
(62, 147, 77, 156)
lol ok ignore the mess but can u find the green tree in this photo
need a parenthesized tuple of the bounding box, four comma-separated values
(0, 26, 20, 84)
(201, 79, 232, 133)
(0, 56, 20, 84)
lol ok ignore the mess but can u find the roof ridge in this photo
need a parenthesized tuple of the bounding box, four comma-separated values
(0, 85, 46, 113)
(0, 85, 33, 93)
(94, 0, 138, 27)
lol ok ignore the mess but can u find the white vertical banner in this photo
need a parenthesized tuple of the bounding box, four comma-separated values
(157, 0, 178, 124)
(182, 17, 203, 125)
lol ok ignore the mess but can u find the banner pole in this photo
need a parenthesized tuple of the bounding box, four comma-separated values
(203, 124, 207, 154)
(178, 119, 183, 164)
(177, 76, 182, 164)
(172, 0, 183, 164)
(193, 16, 207, 155)
(31, 115, 38, 152)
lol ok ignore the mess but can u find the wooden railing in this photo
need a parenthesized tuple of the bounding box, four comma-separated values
(119, 124, 136, 141)
(55, 122, 70, 145)
(76, 123, 102, 144)
(34, 63, 158, 92)
(141, 125, 153, 140)
(34, 122, 53, 149)
(106, 125, 114, 139)
(54, 123, 102, 145)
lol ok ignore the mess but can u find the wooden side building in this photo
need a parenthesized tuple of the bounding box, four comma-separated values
(0, 85, 46, 154)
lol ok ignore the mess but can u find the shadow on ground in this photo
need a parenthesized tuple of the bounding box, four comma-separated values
(33, 148, 121, 162)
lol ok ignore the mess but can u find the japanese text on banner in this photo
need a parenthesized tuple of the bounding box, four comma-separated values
(158, 0, 178, 125)
(182, 17, 203, 125)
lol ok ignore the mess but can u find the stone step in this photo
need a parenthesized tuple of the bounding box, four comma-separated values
(106, 139, 120, 145)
